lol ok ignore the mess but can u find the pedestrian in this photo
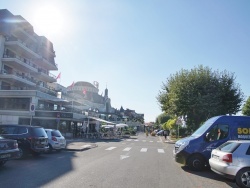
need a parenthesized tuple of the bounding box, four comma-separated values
(164, 130, 167, 139)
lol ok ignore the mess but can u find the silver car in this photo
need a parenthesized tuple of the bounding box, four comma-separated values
(209, 140, 250, 188)
(45, 129, 66, 152)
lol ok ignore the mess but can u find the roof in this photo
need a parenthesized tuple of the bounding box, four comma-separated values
(74, 81, 96, 88)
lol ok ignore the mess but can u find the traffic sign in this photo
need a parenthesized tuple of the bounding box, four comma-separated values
(30, 103, 35, 112)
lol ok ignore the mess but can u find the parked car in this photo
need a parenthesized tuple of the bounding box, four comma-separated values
(209, 140, 250, 188)
(156, 130, 164, 136)
(0, 136, 20, 166)
(0, 125, 49, 158)
(45, 129, 66, 153)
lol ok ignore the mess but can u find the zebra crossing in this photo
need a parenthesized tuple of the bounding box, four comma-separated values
(124, 139, 162, 143)
(104, 146, 165, 153)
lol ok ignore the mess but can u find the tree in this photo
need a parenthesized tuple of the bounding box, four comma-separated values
(157, 65, 244, 130)
(242, 97, 250, 116)
(155, 113, 171, 125)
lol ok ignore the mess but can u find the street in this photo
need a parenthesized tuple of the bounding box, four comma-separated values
(0, 133, 238, 188)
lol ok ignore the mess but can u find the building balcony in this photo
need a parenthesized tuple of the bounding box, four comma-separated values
(0, 69, 36, 87)
(33, 57, 58, 71)
(2, 55, 37, 73)
(12, 25, 37, 44)
(2, 55, 57, 83)
(5, 38, 40, 59)
(31, 69, 56, 83)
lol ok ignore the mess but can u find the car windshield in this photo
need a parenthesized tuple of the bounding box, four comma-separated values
(217, 142, 240, 153)
(51, 130, 62, 137)
(31, 128, 47, 137)
(191, 116, 219, 137)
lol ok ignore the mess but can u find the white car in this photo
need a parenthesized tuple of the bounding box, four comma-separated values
(209, 140, 250, 188)
(45, 129, 66, 152)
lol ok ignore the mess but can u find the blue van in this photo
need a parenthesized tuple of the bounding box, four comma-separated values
(173, 115, 250, 171)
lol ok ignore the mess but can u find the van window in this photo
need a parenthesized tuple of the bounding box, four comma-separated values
(0, 126, 18, 134)
(191, 116, 219, 137)
(206, 124, 229, 142)
(18, 127, 28, 134)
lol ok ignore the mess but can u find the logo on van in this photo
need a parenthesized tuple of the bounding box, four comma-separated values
(237, 128, 250, 139)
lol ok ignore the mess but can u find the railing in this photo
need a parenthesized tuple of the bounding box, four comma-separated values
(3, 54, 56, 79)
(5, 36, 57, 68)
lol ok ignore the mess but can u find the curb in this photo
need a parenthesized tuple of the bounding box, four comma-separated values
(65, 145, 98, 151)
(64, 144, 98, 151)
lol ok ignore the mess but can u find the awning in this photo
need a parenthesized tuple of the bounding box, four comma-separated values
(89, 116, 116, 125)
(101, 123, 128, 128)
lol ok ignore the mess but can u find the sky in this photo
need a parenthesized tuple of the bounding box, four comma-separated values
(1, 0, 250, 122)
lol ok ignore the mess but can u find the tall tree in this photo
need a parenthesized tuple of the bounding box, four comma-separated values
(157, 65, 244, 130)
(242, 97, 250, 116)
(155, 113, 171, 125)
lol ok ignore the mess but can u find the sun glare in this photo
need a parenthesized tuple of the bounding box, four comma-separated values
(33, 5, 64, 37)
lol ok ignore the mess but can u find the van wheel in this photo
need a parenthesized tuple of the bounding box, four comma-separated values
(187, 155, 205, 171)
(236, 168, 250, 188)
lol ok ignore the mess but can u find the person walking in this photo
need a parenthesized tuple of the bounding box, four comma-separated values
(164, 130, 167, 140)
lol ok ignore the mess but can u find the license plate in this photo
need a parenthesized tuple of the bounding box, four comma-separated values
(0, 154, 11, 159)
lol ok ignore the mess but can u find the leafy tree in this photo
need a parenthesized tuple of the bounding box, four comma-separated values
(165, 118, 177, 130)
(157, 65, 244, 130)
(242, 97, 250, 116)
(155, 113, 171, 125)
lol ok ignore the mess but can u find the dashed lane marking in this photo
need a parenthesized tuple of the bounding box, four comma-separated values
(140, 148, 148, 152)
(123, 147, 132, 151)
(158, 149, 165, 153)
(105, 147, 117, 151)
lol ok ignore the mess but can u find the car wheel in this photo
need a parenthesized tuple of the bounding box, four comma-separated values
(236, 168, 250, 188)
(48, 144, 53, 153)
(187, 155, 205, 171)
(18, 147, 28, 159)
(0, 161, 6, 166)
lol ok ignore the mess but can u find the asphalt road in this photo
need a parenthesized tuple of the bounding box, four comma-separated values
(0, 133, 239, 188)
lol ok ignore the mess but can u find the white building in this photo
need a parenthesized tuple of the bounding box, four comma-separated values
(0, 9, 144, 136)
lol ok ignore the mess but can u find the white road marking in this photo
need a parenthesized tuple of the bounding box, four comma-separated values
(158, 149, 165, 153)
(142, 140, 146, 142)
(134, 139, 139, 141)
(120, 155, 130, 160)
(123, 147, 132, 151)
(105, 147, 116, 151)
(140, 148, 147, 152)
(126, 139, 132, 141)
(157, 141, 161, 143)
(150, 141, 153, 143)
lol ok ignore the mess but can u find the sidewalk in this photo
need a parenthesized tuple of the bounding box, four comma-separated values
(162, 136, 176, 144)
(65, 138, 99, 151)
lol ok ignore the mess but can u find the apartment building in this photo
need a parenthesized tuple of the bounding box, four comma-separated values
(0, 9, 144, 136)
(0, 9, 84, 130)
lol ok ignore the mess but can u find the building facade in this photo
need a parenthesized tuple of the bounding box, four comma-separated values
(0, 9, 144, 136)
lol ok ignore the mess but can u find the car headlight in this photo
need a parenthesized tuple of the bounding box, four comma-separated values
(178, 140, 190, 151)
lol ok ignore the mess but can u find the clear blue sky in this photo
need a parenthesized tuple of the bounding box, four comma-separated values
(1, 0, 250, 122)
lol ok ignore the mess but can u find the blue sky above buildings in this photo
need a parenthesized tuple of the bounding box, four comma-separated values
(1, 0, 250, 122)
